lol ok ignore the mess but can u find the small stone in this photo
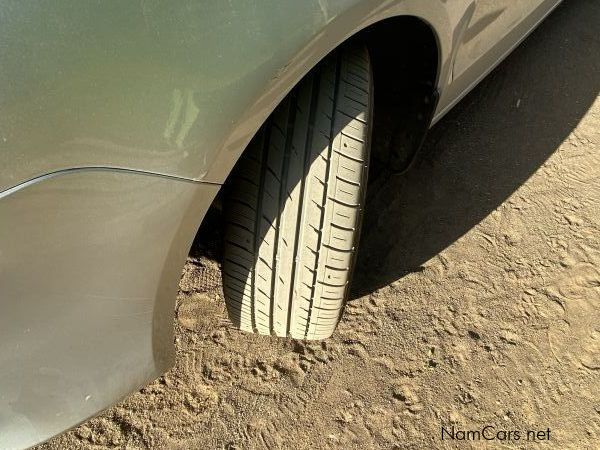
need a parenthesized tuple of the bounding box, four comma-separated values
(337, 411, 353, 423)
(75, 425, 92, 440)
(500, 330, 520, 345)
(327, 434, 339, 443)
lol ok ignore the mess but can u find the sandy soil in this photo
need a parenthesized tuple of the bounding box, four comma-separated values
(39, 2, 599, 449)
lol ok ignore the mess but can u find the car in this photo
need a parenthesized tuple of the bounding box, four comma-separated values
(0, 1, 563, 447)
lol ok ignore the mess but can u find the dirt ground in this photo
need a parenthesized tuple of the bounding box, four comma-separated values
(39, 2, 599, 449)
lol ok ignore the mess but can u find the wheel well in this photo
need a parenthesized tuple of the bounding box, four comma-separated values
(357, 15, 440, 173)
(211, 15, 439, 210)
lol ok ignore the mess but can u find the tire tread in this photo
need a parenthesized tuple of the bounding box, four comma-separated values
(223, 43, 371, 339)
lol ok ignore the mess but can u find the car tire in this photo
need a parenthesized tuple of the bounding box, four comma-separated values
(222, 42, 373, 340)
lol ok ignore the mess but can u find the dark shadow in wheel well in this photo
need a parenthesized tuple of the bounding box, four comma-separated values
(359, 16, 440, 176)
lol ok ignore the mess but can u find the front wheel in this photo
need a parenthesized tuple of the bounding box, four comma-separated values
(222, 42, 373, 340)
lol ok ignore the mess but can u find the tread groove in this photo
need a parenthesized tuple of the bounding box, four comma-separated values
(287, 70, 321, 337)
(303, 55, 343, 339)
(271, 91, 299, 334)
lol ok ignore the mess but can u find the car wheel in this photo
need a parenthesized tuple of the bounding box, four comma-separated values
(222, 42, 373, 339)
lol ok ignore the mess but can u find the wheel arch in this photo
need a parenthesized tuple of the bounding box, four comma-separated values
(202, 7, 448, 186)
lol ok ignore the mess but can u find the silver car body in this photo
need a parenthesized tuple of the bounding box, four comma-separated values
(0, 1, 561, 447)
